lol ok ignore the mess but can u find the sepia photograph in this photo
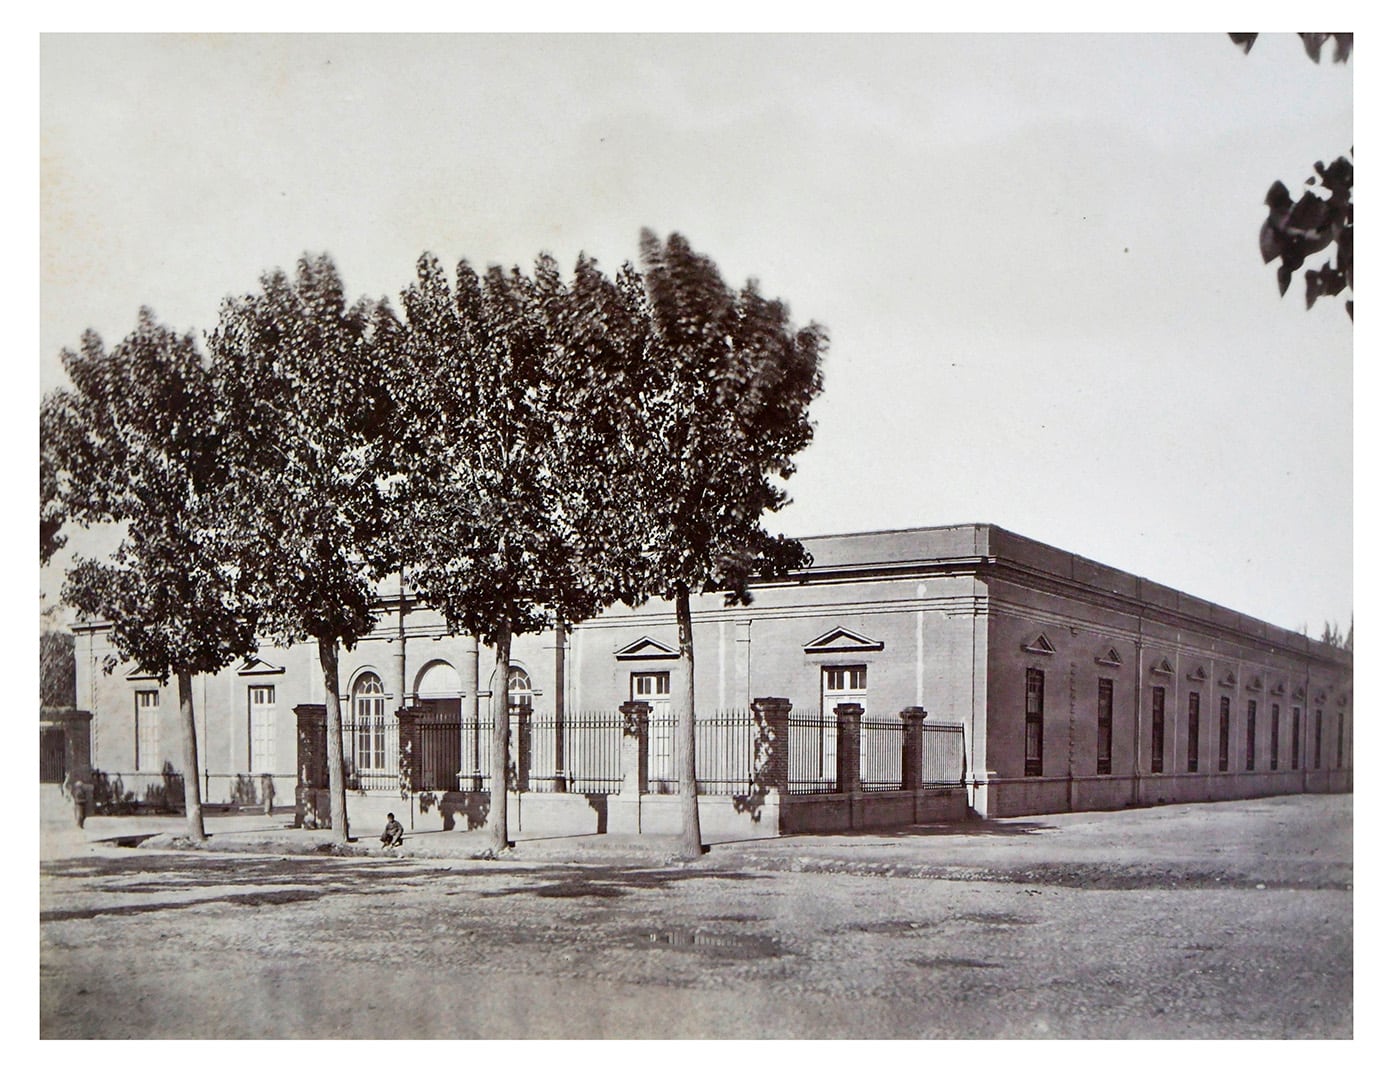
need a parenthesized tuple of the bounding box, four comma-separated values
(37, 26, 1354, 1042)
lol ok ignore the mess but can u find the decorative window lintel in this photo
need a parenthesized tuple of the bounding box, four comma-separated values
(804, 626, 885, 654)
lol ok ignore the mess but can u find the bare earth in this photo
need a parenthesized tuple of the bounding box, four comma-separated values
(39, 794, 1353, 1039)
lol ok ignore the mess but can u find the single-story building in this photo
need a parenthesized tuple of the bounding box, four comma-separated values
(69, 524, 1353, 833)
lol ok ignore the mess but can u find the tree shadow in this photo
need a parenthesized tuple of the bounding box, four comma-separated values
(40, 888, 324, 923)
(474, 864, 761, 900)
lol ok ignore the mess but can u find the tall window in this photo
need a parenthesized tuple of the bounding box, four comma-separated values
(1245, 700, 1257, 771)
(1313, 709, 1322, 769)
(1096, 678, 1113, 776)
(1150, 686, 1166, 773)
(135, 690, 160, 771)
(1186, 692, 1201, 773)
(1218, 696, 1231, 772)
(1024, 668, 1044, 777)
(1290, 706, 1301, 770)
(632, 670, 673, 783)
(1336, 711, 1344, 768)
(352, 672, 387, 773)
(249, 685, 276, 773)
(1269, 704, 1280, 771)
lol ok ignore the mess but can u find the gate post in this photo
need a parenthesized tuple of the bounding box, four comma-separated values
(901, 706, 926, 823)
(614, 700, 651, 834)
(515, 704, 533, 792)
(836, 702, 864, 829)
(900, 707, 926, 791)
(293, 703, 327, 829)
(750, 697, 791, 796)
(396, 706, 424, 799)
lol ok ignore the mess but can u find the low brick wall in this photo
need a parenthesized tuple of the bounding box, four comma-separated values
(977, 769, 1354, 818)
(780, 787, 967, 835)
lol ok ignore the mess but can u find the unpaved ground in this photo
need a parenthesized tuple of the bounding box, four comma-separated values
(39, 795, 1352, 1039)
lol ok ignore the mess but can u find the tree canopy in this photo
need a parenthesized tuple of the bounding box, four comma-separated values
(40, 309, 262, 838)
(209, 254, 400, 842)
(1230, 33, 1353, 319)
(622, 230, 828, 856)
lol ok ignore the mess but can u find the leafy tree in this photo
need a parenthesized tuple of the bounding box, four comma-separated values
(40, 417, 66, 565)
(40, 311, 261, 839)
(209, 256, 399, 844)
(1230, 33, 1353, 318)
(387, 253, 642, 854)
(40, 630, 76, 710)
(627, 231, 827, 858)
(1320, 615, 1354, 651)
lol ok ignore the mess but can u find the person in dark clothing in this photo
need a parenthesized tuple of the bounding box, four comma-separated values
(380, 813, 404, 850)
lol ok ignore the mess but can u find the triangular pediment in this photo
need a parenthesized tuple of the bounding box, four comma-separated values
(1336, 693, 1349, 707)
(614, 636, 680, 661)
(1293, 685, 1306, 702)
(1218, 670, 1237, 688)
(124, 668, 163, 682)
(1021, 632, 1056, 655)
(1151, 657, 1175, 677)
(804, 626, 884, 654)
(1096, 646, 1123, 667)
(1247, 675, 1264, 692)
(1270, 680, 1286, 696)
(237, 657, 286, 677)
(1314, 689, 1328, 705)
(1187, 665, 1208, 682)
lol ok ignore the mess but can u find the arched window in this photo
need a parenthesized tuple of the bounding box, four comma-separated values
(352, 672, 387, 772)
(507, 666, 532, 718)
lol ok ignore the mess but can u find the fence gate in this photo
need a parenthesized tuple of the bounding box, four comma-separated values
(40, 728, 66, 784)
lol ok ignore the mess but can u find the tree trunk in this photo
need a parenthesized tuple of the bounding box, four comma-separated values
(674, 584, 703, 857)
(175, 667, 206, 841)
(488, 615, 512, 854)
(318, 635, 350, 844)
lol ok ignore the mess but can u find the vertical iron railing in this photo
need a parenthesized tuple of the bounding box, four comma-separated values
(860, 714, 904, 792)
(341, 716, 400, 791)
(786, 710, 839, 794)
(559, 711, 625, 794)
(922, 722, 966, 787)
(695, 711, 760, 795)
(416, 716, 462, 792)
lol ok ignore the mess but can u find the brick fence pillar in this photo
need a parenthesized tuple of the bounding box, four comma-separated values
(618, 701, 651, 795)
(396, 706, 426, 798)
(900, 706, 926, 792)
(751, 697, 791, 796)
(614, 700, 651, 834)
(835, 702, 863, 796)
(293, 703, 327, 828)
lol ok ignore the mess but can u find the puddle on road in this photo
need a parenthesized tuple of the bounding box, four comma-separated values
(635, 928, 782, 959)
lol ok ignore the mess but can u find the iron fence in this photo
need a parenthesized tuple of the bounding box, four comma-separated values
(341, 717, 402, 792)
(644, 711, 768, 795)
(860, 714, 905, 792)
(786, 710, 839, 795)
(554, 711, 625, 795)
(922, 722, 966, 786)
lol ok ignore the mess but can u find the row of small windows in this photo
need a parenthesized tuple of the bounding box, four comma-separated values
(1024, 670, 1346, 776)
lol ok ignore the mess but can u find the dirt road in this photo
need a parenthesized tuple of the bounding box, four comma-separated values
(39, 794, 1352, 1038)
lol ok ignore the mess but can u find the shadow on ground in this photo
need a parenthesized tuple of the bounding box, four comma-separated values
(40, 851, 767, 921)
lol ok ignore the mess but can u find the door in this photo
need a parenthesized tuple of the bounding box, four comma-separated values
(821, 665, 867, 779)
(631, 671, 673, 790)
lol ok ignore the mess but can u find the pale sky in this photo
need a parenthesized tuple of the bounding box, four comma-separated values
(37, 32, 1354, 636)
